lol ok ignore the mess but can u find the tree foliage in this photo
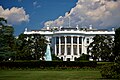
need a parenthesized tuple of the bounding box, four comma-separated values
(15, 34, 47, 60)
(0, 17, 7, 26)
(100, 27, 120, 79)
(0, 17, 48, 61)
(0, 17, 15, 61)
(113, 27, 120, 62)
(88, 35, 114, 61)
(101, 63, 120, 79)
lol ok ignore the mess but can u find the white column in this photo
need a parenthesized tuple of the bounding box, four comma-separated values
(81, 37, 84, 54)
(54, 37, 57, 56)
(84, 37, 87, 54)
(71, 36, 73, 56)
(77, 36, 79, 56)
(64, 36, 67, 56)
(58, 36, 61, 56)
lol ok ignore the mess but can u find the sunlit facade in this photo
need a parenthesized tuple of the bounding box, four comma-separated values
(24, 26, 115, 61)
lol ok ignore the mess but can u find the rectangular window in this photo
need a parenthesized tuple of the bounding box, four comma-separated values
(67, 45, 71, 55)
(73, 45, 77, 55)
(67, 36, 71, 43)
(61, 45, 64, 55)
(79, 37, 82, 44)
(73, 37, 77, 44)
(79, 45, 81, 54)
(61, 36, 65, 44)
(56, 45, 59, 55)
(56, 37, 59, 44)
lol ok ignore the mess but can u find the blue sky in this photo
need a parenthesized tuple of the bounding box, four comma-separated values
(0, 0, 77, 36)
(0, 0, 120, 36)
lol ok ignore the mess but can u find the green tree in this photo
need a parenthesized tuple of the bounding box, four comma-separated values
(15, 34, 47, 60)
(113, 27, 120, 62)
(0, 17, 7, 26)
(0, 17, 15, 61)
(88, 35, 114, 61)
(100, 27, 120, 79)
(31, 34, 47, 60)
(14, 33, 33, 60)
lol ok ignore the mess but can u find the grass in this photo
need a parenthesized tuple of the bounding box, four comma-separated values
(0, 70, 104, 80)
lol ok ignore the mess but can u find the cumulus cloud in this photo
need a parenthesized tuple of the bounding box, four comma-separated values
(0, 6, 29, 25)
(44, 0, 120, 29)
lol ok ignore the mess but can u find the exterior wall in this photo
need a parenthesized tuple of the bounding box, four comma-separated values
(24, 27, 115, 61)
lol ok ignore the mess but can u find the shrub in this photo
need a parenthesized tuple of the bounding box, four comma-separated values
(100, 63, 120, 79)
(0, 61, 97, 69)
(51, 54, 62, 61)
(76, 54, 90, 61)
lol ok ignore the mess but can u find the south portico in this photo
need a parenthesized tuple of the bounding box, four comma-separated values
(53, 35, 87, 61)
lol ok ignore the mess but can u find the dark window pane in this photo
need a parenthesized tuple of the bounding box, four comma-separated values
(67, 36, 71, 43)
(79, 37, 82, 44)
(73, 37, 77, 44)
(67, 45, 71, 55)
(56, 37, 59, 44)
(61, 36, 65, 44)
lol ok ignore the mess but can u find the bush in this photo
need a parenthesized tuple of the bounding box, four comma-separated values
(100, 63, 120, 79)
(51, 54, 62, 61)
(0, 61, 97, 69)
(76, 54, 90, 61)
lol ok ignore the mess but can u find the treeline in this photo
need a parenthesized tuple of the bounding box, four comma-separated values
(0, 17, 120, 62)
(0, 17, 120, 79)
(0, 18, 47, 61)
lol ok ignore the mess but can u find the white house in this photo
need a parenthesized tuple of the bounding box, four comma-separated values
(24, 26, 115, 61)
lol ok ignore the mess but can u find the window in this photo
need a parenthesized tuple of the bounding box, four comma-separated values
(73, 45, 77, 55)
(61, 45, 64, 55)
(56, 37, 59, 44)
(79, 45, 81, 54)
(73, 37, 77, 44)
(67, 36, 71, 43)
(67, 58, 70, 61)
(79, 37, 82, 44)
(67, 45, 71, 55)
(61, 36, 65, 44)
(56, 45, 59, 55)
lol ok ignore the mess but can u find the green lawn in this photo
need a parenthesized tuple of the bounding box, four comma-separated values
(0, 70, 105, 80)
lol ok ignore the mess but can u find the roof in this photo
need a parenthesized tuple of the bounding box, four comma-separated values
(61, 27, 77, 30)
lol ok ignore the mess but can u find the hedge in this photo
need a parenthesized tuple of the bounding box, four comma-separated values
(0, 61, 97, 69)
(100, 63, 120, 79)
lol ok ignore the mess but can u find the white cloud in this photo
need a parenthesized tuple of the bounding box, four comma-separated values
(33, 1, 41, 8)
(0, 6, 29, 25)
(44, 0, 120, 29)
(33, 1, 37, 6)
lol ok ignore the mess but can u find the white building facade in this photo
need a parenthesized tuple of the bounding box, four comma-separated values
(24, 27, 115, 61)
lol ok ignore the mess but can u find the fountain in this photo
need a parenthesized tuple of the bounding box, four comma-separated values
(44, 43, 52, 61)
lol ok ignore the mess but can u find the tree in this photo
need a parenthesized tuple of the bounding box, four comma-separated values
(114, 27, 120, 62)
(0, 17, 7, 26)
(14, 33, 33, 60)
(88, 35, 114, 61)
(31, 34, 47, 60)
(100, 27, 120, 79)
(0, 17, 15, 61)
(15, 34, 47, 60)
